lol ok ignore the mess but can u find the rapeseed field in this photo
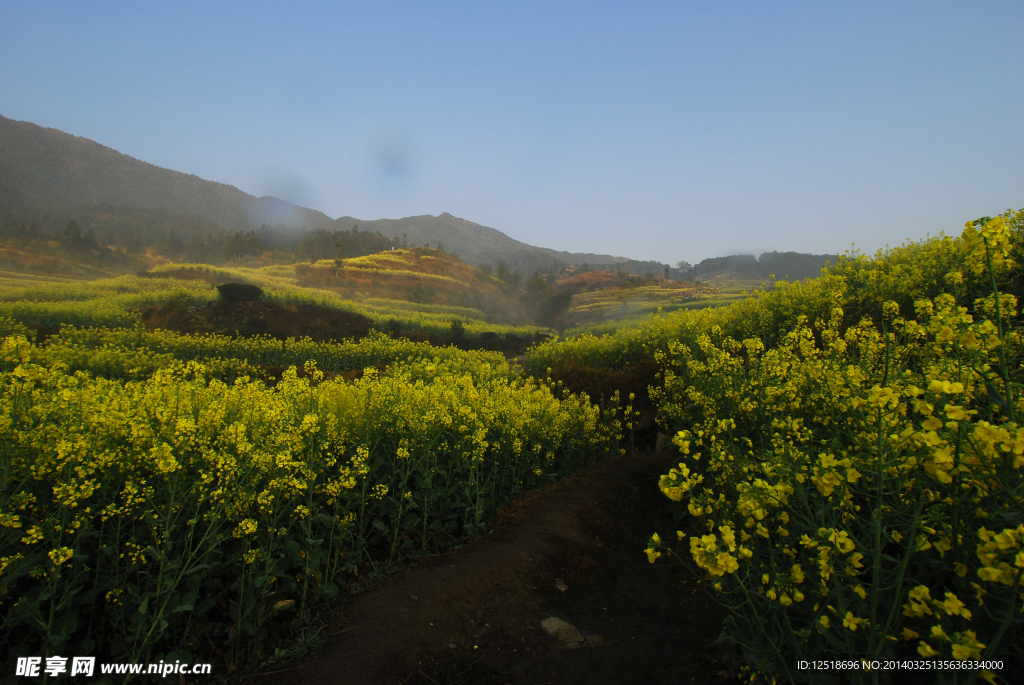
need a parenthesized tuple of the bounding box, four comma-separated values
(629, 210, 1022, 683)
(0, 334, 623, 671)
(0, 258, 612, 673)
(1, 210, 1021, 682)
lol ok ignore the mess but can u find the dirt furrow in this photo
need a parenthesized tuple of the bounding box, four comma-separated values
(275, 454, 734, 685)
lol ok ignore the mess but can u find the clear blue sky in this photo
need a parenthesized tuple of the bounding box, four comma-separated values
(2, 1, 1021, 263)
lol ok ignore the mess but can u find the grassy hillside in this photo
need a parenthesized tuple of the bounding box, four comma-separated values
(151, 247, 550, 329)
(332, 212, 691, 276)
(0, 245, 563, 350)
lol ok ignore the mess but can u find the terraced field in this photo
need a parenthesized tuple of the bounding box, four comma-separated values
(0, 250, 547, 341)
(558, 273, 752, 336)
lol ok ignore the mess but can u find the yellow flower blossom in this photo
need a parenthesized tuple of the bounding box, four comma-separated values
(233, 519, 258, 538)
(48, 547, 74, 568)
(842, 612, 867, 631)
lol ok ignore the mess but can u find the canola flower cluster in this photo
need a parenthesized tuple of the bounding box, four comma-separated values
(0, 275, 216, 329)
(0, 338, 622, 671)
(358, 296, 485, 320)
(0, 325, 511, 383)
(638, 213, 1024, 683)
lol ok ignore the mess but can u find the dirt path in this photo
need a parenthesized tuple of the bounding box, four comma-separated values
(274, 454, 735, 685)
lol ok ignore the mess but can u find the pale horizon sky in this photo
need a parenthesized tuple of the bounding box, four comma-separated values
(2, 1, 1021, 263)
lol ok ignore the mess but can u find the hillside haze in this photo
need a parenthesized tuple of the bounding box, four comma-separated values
(0, 115, 336, 232)
(0, 115, 639, 272)
(1, 114, 833, 278)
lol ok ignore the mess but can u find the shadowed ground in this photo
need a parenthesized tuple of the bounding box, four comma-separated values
(270, 454, 738, 685)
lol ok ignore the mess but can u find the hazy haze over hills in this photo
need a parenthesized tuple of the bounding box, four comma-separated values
(0, 115, 634, 271)
(0, 113, 833, 277)
(0, 115, 335, 232)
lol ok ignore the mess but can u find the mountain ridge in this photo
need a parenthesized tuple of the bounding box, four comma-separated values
(0, 115, 635, 269)
(331, 212, 632, 270)
(0, 114, 336, 232)
(1, 113, 835, 279)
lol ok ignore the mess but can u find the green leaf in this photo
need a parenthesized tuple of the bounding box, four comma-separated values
(195, 598, 217, 614)
(24, 609, 48, 632)
(55, 585, 83, 611)
(52, 612, 77, 636)
(985, 382, 1009, 408)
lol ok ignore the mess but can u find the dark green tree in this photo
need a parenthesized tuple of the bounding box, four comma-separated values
(63, 220, 81, 243)
(1, 213, 17, 238)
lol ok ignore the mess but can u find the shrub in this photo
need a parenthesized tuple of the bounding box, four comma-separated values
(217, 283, 264, 303)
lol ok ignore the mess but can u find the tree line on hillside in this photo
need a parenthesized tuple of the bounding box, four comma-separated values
(0, 212, 419, 264)
(476, 260, 575, 328)
(685, 251, 838, 281)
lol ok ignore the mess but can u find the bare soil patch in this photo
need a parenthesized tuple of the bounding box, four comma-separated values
(274, 454, 737, 685)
